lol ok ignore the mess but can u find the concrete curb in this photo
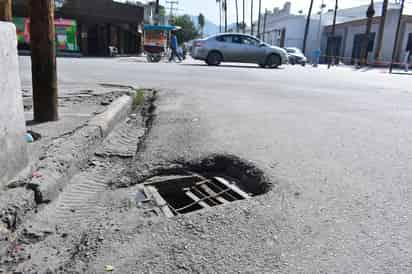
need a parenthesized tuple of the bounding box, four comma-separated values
(26, 93, 135, 204)
(89, 94, 134, 137)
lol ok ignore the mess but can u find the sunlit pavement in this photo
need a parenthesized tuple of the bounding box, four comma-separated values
(18, 56, 412, 273)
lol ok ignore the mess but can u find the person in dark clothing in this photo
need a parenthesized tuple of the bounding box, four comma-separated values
(169, 32, 182, 62)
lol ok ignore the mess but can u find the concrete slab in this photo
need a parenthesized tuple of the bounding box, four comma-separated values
(0, 23, 28, 187)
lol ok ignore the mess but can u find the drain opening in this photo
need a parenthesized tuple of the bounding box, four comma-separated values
(142, 174, 255, 217)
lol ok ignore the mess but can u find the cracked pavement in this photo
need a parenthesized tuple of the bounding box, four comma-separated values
(13, 57, 412, 273)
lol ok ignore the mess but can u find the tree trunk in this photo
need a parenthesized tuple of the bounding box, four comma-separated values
(219, 1, 222, 32)
(374, 0, 388, 62)
(303, 0, 314, 55)
(328, 0, 338, 68)
(242, 0, 245, 33)
(235, 0, 239, 32)
(262, 9, 267, 42)
(250, 0, 254, 35)
(257, 0, 262, 38)
(360, 1, 375, 66)
(224, 0, 227, 32)
(30, 0, 59, 122)
(390, 0, 405, 73)
(0, 0, 12, 21)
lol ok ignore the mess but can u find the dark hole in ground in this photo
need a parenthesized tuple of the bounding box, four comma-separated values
(139, 155, 272, 216)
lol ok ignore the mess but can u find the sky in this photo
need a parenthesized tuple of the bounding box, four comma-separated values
(135, 0, 409, 25)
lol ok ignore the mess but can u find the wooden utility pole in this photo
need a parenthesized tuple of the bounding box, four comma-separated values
(359, 0, 375, 67)
(30, 0, 59, 122)
(257, 0, 262, 38)
(154, 0, 160, 25)
(390, 0, 405, 73)
(303, 0, 314, 55)
(250, 0, 254, 35)
(0, 0, 12, 21)
(374, 0, 388, 62)
(328, 0, 338, 68)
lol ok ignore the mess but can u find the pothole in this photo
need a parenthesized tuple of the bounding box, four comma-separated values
(132, 155, 271, 217)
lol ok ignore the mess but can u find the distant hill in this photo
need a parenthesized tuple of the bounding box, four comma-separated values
(190, 16, 239, 36)
(190, 15, 219, 36)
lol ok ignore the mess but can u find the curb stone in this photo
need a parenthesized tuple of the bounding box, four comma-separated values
(25, 93, 135, 203)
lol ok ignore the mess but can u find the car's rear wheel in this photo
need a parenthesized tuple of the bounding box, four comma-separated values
(259, 63, 266, 68)
(266, 54, 281, 68)
(206, 51, 222, 66)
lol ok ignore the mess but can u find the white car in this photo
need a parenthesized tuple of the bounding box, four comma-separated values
(285, 47, 307, 66)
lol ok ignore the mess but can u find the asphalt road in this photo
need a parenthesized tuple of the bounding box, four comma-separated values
(19, 57, 412, 273)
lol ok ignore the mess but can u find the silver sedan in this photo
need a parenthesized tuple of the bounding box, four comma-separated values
(192, 33, 288, 68)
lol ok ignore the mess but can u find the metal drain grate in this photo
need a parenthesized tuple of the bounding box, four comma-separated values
(141, 174, 252, 217)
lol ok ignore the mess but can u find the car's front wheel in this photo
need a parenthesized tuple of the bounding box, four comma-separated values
(206, 51, 222, 66)
(266, 54, 281, 68)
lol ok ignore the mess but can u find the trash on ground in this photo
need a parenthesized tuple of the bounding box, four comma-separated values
(104, 265, 114, 272)
(26, 130, 42, 143)
(32, 171, 42, 178)
(25, 133, 34, 143)
(28, 130, 42, 141)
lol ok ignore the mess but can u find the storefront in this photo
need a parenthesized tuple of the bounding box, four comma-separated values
(13, 17, 79, 53)
(12, 0, 144, 56)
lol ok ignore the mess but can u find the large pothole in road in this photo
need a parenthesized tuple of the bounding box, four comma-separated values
(134, 155, 271, 217)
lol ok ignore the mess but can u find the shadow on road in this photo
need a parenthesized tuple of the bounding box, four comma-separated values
(181, 63, 285, 70)
(26, 120, 47, 126)
(390, 72, 412, 76)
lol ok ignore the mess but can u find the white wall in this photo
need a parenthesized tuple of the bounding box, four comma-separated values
(400, 22, 412, 60)
(0, 23, 28, 186)
(262, 14, 320, 54)
(380, 9, 403, 62)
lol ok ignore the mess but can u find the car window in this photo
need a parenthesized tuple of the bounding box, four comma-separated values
(232, 35, 242, 44)
(216, 35, 232, 43)
(241, 36, 259, 46)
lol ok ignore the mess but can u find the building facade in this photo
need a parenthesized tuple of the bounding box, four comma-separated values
(255, 2, 320, 55)
(254, 1, 411, 65)
(322, 4, 412, 64)
(12, 0, 144, 56)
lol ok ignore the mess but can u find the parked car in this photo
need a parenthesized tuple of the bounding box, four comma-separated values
(285, 47, 307, 66)
(192, 33, 288, 68)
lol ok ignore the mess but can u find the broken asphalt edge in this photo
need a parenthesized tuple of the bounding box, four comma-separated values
(0, 90, 137, 231)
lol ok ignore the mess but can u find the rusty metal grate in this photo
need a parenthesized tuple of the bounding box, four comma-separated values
(142, 174, 251, 217)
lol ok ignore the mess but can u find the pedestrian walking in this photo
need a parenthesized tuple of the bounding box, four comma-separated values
(169, 31, 182, 62)
(312, 48, 321, 67)
(403, 50, 411, 72)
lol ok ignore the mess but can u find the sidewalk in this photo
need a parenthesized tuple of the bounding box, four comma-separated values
(23, 86, 126, 165)
(0, 85, 137, 253)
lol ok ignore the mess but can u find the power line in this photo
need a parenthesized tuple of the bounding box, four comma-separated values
(166, 0, 178, 17)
